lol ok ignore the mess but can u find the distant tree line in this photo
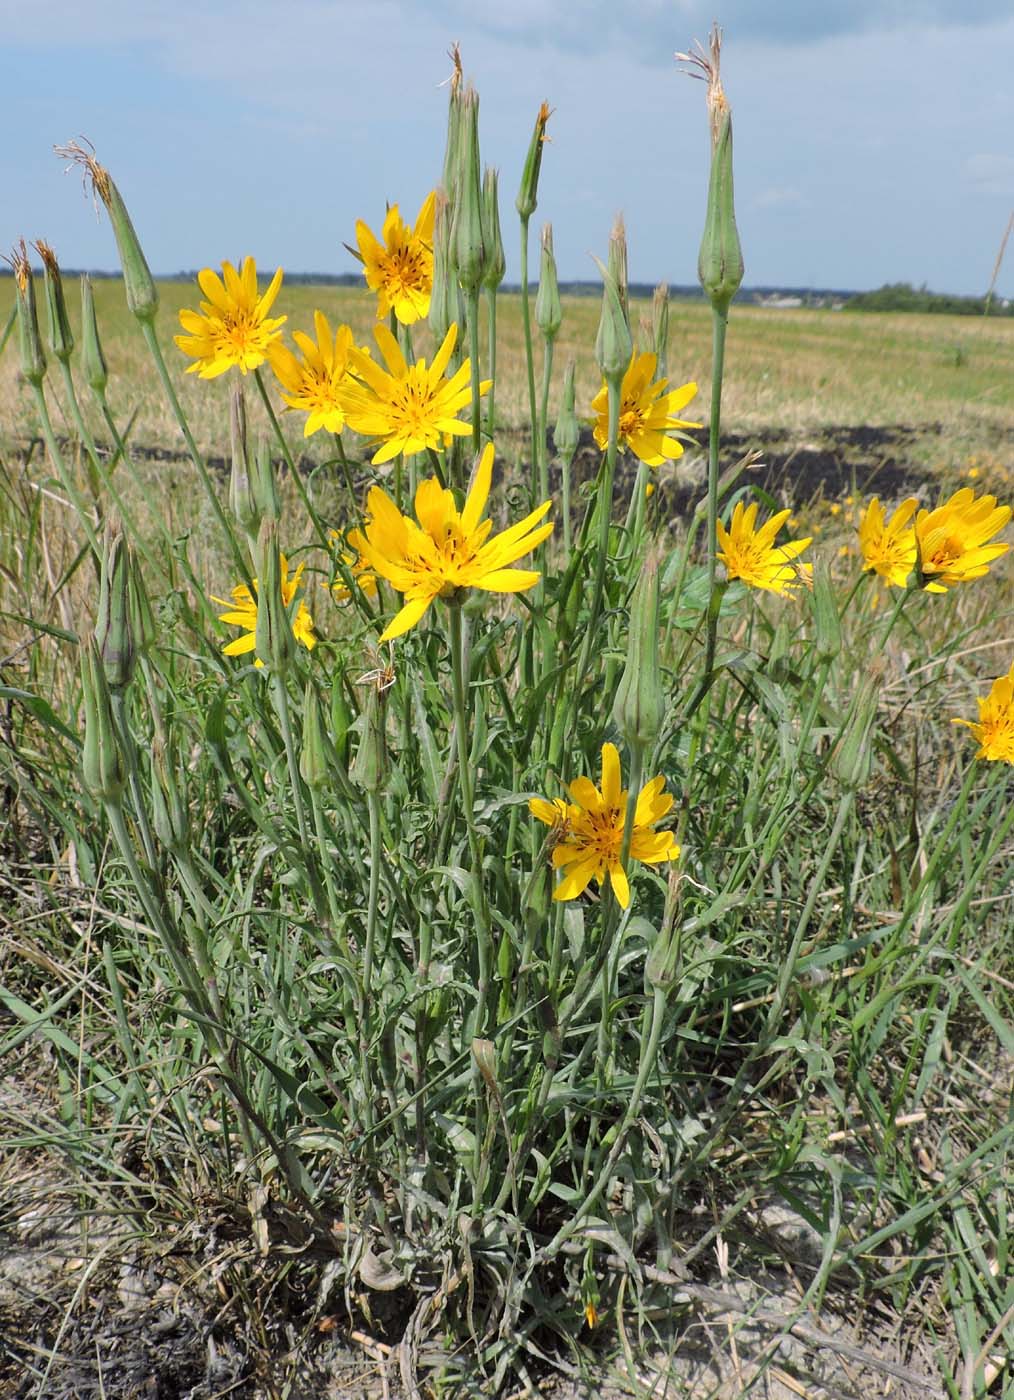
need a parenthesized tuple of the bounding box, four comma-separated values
(843, 282, 1013, 316)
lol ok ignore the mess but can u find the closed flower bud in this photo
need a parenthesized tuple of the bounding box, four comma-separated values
(35, 241, 74, 363)
(350, 681, 388, 793)
(606, 215, 629, 328)
(810, 558, 841, 662)
(129, 551, 156, 659)
(453, 85, 486, 293)
(10, 242, 46, 387)
(80, 275, 108, 393)
(229, 383, 260, 540)
(516, 100, 551, 221)
(594, 256, 633, 388)
(299, 681, 330, 790)
(80, 638, 125, 804)
(428, 189, 457, 347)
(612, 554, 664, 753)
(441, 43, 464, 207)
(252, 436, 280, 524)
(553, 360, 579, 464)
(151, 739, 189, 852)
(481, 167, 506, 292)
(255, 521, 295, 675)
(95, 528, 136, 691)
(652, 283, 669, 383)
(535, 224, 562, 342)
(833, 674, 880, 790)
(698, 110, 744, 314)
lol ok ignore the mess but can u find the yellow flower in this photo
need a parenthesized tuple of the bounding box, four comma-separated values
(341, 322, 487, 465)
(857, 496, 918, 588)
(356, 191, 436, 326)
(915, 487, 1011, 592)
(952, 663, 1014, 764)
(175, 257, 285, 378)
(717, 502, 812, 594)
(348, 442, 552, 641)
(590, 352, 700, 466)
(327, 529, 377, 602)
(270, 312, 359, 436)
(213, 555, 315, 667)
(530, 743, 678, 909)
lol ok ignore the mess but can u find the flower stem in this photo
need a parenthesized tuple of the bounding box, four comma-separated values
(359, 789, 382, 1134)
(485, 286, 498, 440)
(519, 215, 539, 503)
(467, 287, 483, 456)
(701, 306, 729, 686)
(253, 369, 330, 549)
(271, 674, 326, 918)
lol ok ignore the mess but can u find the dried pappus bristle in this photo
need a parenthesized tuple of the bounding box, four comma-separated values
(55, 138, 112, 208)
(675, 23, 728, 148)
(33, 238, 59, 274)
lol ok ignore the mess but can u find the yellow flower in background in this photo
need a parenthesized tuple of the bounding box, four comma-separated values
(348, 442, 553, 641)
(952, 663, 1014, 764)
(915, 487, 1011, 592)
(175, 257, 285, 378)
(213, 555, 315, 667)
(341, 322, 487, 464)
(356, 191, 436, 325)
(327, 529, 378, 602)
(271, 312, 359, 436)
(530, 742, 678, 909)
(857, 496, 918, 588)
(717, 502, 812, 594)
(590, 352, 701, 466)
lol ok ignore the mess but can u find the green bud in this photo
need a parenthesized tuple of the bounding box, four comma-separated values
(612, 555, 664, 754)
(452, 85, 486, 293)
(95, 529, 136, 691)
(606, 215, 629, 328)
(229, 383, 260, 540)
(810, 559, 841, 662)
(350, 682, 387, 793)
(593, 255, 633, 388)
(11, 242, 46, 387)
(254, 520, 295, 675)
(35, 241, 74, 363)
(481, 167, 506, 292)
(516, 100, 551, 221)
(252, 437, 280, 524)
(331, 671, 353, 770)
(129, 550, 156, 659)
(833, 674, 880, 791)
(428, 189, 457, 347)
(553, 360, 579, 464)
(151, 738, 189, 852)
(441, 44, 464, 207)
(535, 223, 562, 342)
(299, 681, 330, 791)
(652, 283, 669, 383)
(80, 275, 108, 393)
(698, 110, 744, 314)
(80, 638, 125, 804)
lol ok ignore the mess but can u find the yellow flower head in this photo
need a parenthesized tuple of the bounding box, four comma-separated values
(952, 663, 1014, 764)
(175, 257, 285, 379)
(530, 743, 679, 909)
(857, 496, 918, 588)
(356, 191, 436, 326)
(348, 442, 553, 641)
(271, 312, 359, 436)
(915, 487, 1011, 592)
(212, 555, 315, 667)
(590, 352, 701, 467)
(327, 529, 378, 602)
(341, 322, 488, 465)
(717, 502, 812, 594)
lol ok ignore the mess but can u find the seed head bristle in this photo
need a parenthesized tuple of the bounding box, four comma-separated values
(55, 138, 111, 208)
(33, 239, 59, 275)
(675, 23, 728, 147)
(441, 41, 463, 93)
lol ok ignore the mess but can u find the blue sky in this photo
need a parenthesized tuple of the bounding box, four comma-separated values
(3, 0, 1013, 296)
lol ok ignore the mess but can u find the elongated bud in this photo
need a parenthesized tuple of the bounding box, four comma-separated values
(606, 215, 629, 328)
(95, 528, 136, 691)
(594, 255, 632, 387)
(553, 360, 579, 464)
(35, 241, 74, 363)
(252, 437, 280, 524)
(441, 43, 465, 207)
(10, 242, 46, 386)
(516, 100, 551, 220)
(129, 550, 156, 660)
(350, 681, 387, 793)
(151, 738, 189, 852)
(535, 224, 562, 342)
(428, 190, 456, 346)
(481, 168, 506, 291)
(80, 639, 125, 804)
(56, 143, 158, 323)
(471, 1038, 499, 1093)
(652, 283, 669, 383)
(229, 383, 260, 539)
(453, 85, 486, 293)
(80, 275, 108, 393)
(612, 555, 664, 754)
(698, 110, 744, 314)
(810, 558, 841, 662)
(299, 681, 330, 790)
(255, 520, 294, 675)
(833, 674, 880, 790)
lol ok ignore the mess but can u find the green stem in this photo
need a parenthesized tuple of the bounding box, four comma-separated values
(253, 369, 329, 547)
(701, 306, 729, 686)
(467, 287, 483, 456)
(537, 336, 554, 508)
(360, 790, 382, 1134)
(485, 286, 498, 440)
(271, 675, 326, 918)
(519, 216, 538, 503)
(560, 449, 574, 557)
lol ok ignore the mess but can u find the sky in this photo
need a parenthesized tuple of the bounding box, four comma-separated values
(3, 0, 1013, 297)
